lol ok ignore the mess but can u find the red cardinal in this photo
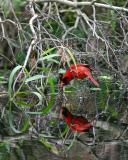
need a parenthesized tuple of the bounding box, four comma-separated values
(60, 64, 99, 87)
(61, 107, 92, 132)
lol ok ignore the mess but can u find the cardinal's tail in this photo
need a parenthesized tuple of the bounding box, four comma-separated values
(88, 75, 99, 87)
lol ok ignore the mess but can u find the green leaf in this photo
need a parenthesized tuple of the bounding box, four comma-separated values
(15, 100, 33, 107)
(26, 111, 43, 115)
(41, 77, 55, 114)
(58, 68, 66, 74)
(40, 138, 59, 155)
(41, 47, 56, 56)
(32, 91, 43, 106)
(47, 58, 60, 64)
(9, 102, 29, 133)
(8, 65, 23, 98)
(0, 76, 5, 79)
(15, 52, 26, 64)
(25, 74, 46, 83)
(20, 117, 29, 132)
(39, 53, 59, 61)
(0, 81, 7, 84)
(8, 106, 22, 134)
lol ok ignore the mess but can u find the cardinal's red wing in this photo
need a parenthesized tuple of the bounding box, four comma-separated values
(67, 64, 91, 78)
(73, 116, 89, 124)
(70, 118, 91, 131)
(70, 116, 89, 130)
(72, 66, 90, 79)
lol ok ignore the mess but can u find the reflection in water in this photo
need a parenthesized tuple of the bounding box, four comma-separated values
(66, 140, 128, 160)
(0, 139, 128, 160)
(103, 142, 128, 160)
(94, 142, 128, 160)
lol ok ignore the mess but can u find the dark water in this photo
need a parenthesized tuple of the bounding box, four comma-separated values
(0, 140, 128, 160)
(94, 142, 128, 160)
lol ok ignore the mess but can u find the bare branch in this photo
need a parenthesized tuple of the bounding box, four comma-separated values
(33, 0, 128, 12)
(0, 16, 5, 38)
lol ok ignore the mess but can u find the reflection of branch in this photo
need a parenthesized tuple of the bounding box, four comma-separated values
(34, 0, 128, 12)
(0, 134, 32, 142)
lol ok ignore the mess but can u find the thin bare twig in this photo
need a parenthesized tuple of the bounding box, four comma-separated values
(92, 5, 96, 36)
(62, 15, 80, 40)
(54, 2, 66, 30)
(0, 16, 5, 38)
(13, 1, 38, 91)
(78, 10, 105, 41)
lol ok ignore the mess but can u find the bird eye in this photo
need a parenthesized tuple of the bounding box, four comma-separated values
(62, 108, 68, 116)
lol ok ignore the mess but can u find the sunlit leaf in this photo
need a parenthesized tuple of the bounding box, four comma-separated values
(98, 75, 112, 80)
(40, 138, 59, 155)
(41, 47, 56, 56)
(58, 68, 66, 74)
(0, 81, 7, 84)
(90, 88, 101, 91)
(32, 91, 43, 106)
